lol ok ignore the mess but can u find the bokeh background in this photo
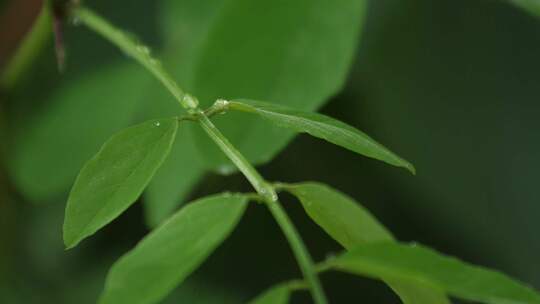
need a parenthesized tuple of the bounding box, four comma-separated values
(1, 0, 539, 303)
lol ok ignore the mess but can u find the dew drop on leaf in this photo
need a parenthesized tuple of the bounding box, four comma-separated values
(149, 58, 161, 68)
(136, 45, 151, 56)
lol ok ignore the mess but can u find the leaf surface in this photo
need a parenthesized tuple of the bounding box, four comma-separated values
(99, 193, 248, 304)
(247, 284, 291, 304)
(230, 100, 415, 173)
(328, 242, 540, 304)
(63, 118, 178, 248)
(510, 0, 540, 17)
(284, 182, 449, 304)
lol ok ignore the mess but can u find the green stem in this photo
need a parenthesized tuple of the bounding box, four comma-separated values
(198, 115, 327, 304)
(267, 200, 328, 304)
(73, 7, 197, 109)
(1, 1, 53, 90)
(74, 6, 327, 303)
(197, 114, 276, 201)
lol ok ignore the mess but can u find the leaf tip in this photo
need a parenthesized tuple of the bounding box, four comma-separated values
(63, 233, 78, 250)
(398, 159, 416, 175)
(407, 163, 417, 175)
(63, 240, 76, 250)
(63, 224, 82, 250)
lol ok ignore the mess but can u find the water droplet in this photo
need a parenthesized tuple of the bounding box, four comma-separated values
(136, 45, 151, 56)
(154, 121, 161, 127)
(269, 191, 278, 202)
(182, 94, 199, 109)
(259, 187, 278, 202)
(215, 99, 230, 107)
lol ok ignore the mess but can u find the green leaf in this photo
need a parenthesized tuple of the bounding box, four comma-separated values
(162, 0, 368, 170)
(144, 124, 205, 227)
(8, 63, 151, 201)
(284, 182, 449, 304)
(327, 242, 540, 304)
(99, 193, 248, 304)
(282, 182, 394, 246)
(160, 0, 230, 87)
(510, 0, 540, 17)
(385, 281, 449, 304)
(230, 100, 415, 173)
(247, 284, 291, 304)
(63, 118, 178, 249)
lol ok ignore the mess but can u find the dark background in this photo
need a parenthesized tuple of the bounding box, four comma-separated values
(1, 0, 539, 303)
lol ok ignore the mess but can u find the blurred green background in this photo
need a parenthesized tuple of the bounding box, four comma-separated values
(1, 0, 539, 303)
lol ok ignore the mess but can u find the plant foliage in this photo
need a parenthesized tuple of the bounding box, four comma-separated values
(14, 1, 535, 304)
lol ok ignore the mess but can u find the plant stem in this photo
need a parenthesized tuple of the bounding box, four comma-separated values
(73, 7, 197, 109)
(266, 200, 328, 304)
(73, 6, 327, 303)
(197, 114, 276, 201)
(198, 115, 327, 304)
(1, 1, 53, 90)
